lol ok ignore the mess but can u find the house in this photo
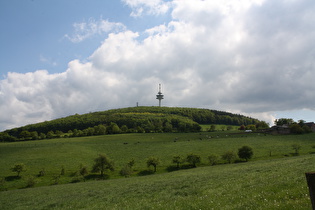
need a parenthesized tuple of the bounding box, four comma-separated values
(268, 124, 290, 134)
(304, 122, 315, 132)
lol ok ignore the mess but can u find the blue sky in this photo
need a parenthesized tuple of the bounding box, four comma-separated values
(1, 0, 315, 131)
(0, 0, 169, 74)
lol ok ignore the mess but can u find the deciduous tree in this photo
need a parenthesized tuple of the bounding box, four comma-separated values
(146, 157, 160, 172)
(92, 154, 114, 177)
(11, 163, 26, 177)
(222, 151, 237, 164)
(238, 146, 253, 161)
(186, 153, 201, 168)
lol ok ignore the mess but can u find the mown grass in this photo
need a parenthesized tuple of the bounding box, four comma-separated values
(0, 154, 314, 209)
(1, 132, 315, 191)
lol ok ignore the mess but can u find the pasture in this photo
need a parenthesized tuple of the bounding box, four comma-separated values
(1, 132, 315, 209)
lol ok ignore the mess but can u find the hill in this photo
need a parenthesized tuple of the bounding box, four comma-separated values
(1, 106, 265, 141)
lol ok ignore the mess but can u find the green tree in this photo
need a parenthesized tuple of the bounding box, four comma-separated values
(120, 125, 128, 133)
(19, 130, 31, 140)
(11, 163, 26, 177)
(275, 118, 294, 126)
(92, 154, 114, 177)
(290, 124, 303, 134)
(186, 153, 201, 168)
(120, 165, 133, 177)
(25, 175, 37, 188)
(30, 131, 39, 140)
(172, 155, 184, 168)
(222, 151, 237, 164)
(120, 158, 135, 177)
(79, 165, 89, 181)
(107, 122, 121, 134)
(146, 157, 160, 172)
(238, 146, 253, 161)
(127, 158, 135, 169)
(208, 154, 219, 166)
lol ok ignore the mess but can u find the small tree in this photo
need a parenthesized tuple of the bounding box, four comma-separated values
(11, 163, 26, 177)
(172, 155, 184, 168)
(208, 154, 219, 166)
(92, 154, 114, 177)
(120, 165, 133, 177)
(186, 153, 201, 168)
(222, 151, 237, 164)
(292, 144, 301, 155)
(60, 165, 65, 175)
(238, 146, 254, 161)
(79, 165, 89, 180)
(127, 158, 135, 169)
(25, 175, 37, 188)
(120, 159, 135, 177)
(146, 157, 160, 172)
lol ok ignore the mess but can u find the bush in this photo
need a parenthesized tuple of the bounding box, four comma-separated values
(120, 165, 133, 177)
(238, 146, 253, 161)
(172, 155, 184, 168)
(38, 168, 46, 177)
(208, 154, 219, 166)
(222, 151, 237, 164)
(25, 176, 37, 188)
(186, 154, 201, 168)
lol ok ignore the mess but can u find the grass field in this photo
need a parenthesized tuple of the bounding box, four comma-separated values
(1, 132, 315, 209)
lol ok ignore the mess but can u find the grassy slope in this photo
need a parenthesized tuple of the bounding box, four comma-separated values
(0, 154, 314, 209)
(1, 132, 315, 209)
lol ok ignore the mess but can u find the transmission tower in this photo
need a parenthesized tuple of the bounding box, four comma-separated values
(156, 84, 164, 107)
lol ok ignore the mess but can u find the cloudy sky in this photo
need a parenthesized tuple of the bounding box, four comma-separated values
(1, 0, 315, 131)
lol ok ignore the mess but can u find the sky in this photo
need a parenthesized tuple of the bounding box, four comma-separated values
(1, 0, 315, 131)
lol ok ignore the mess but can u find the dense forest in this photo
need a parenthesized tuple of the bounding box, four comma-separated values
(0, 106, 266, 141)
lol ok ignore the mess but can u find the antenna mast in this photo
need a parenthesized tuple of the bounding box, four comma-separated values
(156, 84, 164, 107)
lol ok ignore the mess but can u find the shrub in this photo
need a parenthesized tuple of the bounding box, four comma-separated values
(60, 166, 65, 175)
(172, 155, 184, 168)
(238, 146, 254, 161)
(79, 165, 89, 180)
(38, 168, 46, 177)
(186, 154, 201, 168)
(120, 165, 133, 177)
(208, 154, 219, 165)
(25, 176, 37, 188)
(222, 151, 237, 164)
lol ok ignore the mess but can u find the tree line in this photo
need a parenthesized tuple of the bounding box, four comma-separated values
(3, 146, 254, 190)
(0, 106, 265, 142)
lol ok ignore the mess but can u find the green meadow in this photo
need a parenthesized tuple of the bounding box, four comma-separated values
(1, 131, 315, 209)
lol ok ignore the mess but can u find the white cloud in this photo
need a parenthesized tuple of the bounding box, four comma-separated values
(1, 0, 315, 131)
(64, 18, 126, 43)
(122, 0, 171, 17)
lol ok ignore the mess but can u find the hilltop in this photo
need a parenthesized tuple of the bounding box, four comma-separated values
(1, 106, 266, 141)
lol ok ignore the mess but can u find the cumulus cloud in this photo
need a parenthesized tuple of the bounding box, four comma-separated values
(1, 0, 315, 131)
(64, 17, 126, 43)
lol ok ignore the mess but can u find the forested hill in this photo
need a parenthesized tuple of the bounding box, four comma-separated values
(1, 106, 265, 141)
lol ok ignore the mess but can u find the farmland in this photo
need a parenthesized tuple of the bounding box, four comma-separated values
(1, 131, 315, 209)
